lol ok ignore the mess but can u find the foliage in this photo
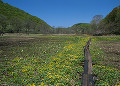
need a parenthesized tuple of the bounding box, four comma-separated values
(100, 5, 120, 35)
(71, 23, 90, 34)
(0, 0, 120, 35)
(0, 0, 52, 34)
(54, 27, 74, 34)
(88, 6, 120, 36)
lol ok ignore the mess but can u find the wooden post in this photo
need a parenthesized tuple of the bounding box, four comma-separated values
(81, 38, 94, 86)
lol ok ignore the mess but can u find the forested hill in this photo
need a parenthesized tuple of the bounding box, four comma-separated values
(0, 0, 53, 34)
(101, 5, 120, 35)
(70, 23, 90, 34)
(70, 5, 120, 35)
(53, 5, 120, 35)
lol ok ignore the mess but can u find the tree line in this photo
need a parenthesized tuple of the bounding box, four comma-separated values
(0, 0, 119, 35)
(65, 5, 120, 35)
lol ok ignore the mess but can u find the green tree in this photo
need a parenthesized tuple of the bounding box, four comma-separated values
(102, 5, 120, 35)
(0, 0, 51, 34)
(0, 14, 7, 35)
(6, 24, 14, 33)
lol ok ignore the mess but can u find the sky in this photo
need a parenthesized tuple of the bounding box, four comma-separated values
(2, 0, 120, 27)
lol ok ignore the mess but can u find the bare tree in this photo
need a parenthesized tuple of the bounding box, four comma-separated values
(90, 15, 103, 35)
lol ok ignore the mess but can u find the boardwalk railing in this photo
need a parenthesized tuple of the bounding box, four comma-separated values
(81, 38, 95, 86)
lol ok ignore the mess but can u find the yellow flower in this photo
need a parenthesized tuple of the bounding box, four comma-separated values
(49, 75, 52, 78)
(26, 83, 35, 86)
(32, 83, 35, 86)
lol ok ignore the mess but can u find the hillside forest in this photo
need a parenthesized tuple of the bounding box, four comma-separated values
(0, 0, 120, 35)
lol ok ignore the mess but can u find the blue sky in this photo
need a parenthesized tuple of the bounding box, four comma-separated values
(2, 0, 120, 27)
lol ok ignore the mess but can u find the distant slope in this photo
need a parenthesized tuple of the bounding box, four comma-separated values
(71, 5, 120, 35)
(103, 5, 120, 23)
(102, 5, 120, 34)
(71, 6, 120, 35)
(71, 23, 90, 34)
(0, 0, 52, 34)
(72, 23, 90, 28)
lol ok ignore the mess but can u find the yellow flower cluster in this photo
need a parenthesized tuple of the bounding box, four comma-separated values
(6, 36, 90, 85)
(35, 37, 90, 85)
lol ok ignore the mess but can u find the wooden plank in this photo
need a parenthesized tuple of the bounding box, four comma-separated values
(81, 38, 94, 86)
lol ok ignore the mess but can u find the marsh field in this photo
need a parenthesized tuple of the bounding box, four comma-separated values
(0, 34, 120, 86)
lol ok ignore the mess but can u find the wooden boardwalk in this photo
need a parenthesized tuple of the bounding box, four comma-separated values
(81, 38, 95, 86)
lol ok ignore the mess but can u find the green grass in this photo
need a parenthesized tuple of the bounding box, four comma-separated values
(1, 34, 120, 85)
(0, 35, 90, 85)
(90, 36, 120, 85)
(0, 35, 68, 85)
